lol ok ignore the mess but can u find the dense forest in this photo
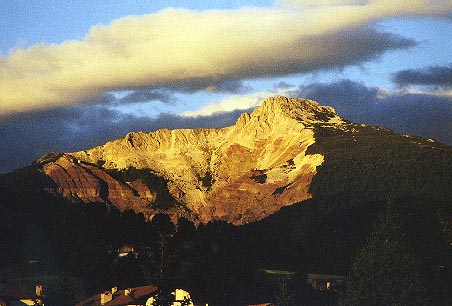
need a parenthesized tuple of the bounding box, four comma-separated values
(1, 172, 452, 304)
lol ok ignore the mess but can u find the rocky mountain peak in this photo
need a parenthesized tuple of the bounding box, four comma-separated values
(248, 96, 339, 126)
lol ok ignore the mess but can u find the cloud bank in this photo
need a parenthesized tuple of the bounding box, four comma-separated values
(5, 0, 452, 114)
(393, 64, 452, 87)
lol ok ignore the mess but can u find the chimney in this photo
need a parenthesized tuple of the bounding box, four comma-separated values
(174, 289, 184, 301)
(35, 285, 43, 296)
(111, 286, 118, 294)
(101, 291, 112, 305)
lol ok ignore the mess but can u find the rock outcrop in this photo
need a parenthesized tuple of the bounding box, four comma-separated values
(39, 97, 344, 224)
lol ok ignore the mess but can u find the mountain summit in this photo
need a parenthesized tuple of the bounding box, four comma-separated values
(37, 97, 340, 224)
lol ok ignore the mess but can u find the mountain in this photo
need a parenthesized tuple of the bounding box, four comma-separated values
(3, 96, 452, 225)
(31, 97, 339, 224)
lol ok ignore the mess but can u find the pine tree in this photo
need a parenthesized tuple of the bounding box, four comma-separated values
(340, 202, 429, 306)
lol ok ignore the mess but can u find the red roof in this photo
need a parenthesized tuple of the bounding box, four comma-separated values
(76, 285, 158, 306)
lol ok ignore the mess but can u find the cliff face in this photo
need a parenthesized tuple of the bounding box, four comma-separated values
(39, 97, 343, 224)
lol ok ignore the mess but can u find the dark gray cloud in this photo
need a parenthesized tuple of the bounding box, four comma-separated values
(393, 64, 452, 87)
(209, 80, 251, 94)
(159, 78, 251, 94)
(0, 105, 247, 174)
(87, 89, 175, 106)
(89, 93, 117, 105)
(298, 79, 452, 145)
(298, 79, 380, 119)
(99, 80, 251, 107)
(273, 81, 294, 89)
(117, 89, 176, 104)
(254, 26, 416, 77)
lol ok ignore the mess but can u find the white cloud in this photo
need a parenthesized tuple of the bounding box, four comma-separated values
(181, 87, 298, 117)
(1, 1, 450, 115)
(393, 86, 452, 98)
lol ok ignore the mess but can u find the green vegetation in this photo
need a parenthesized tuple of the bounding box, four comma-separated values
(199, 170, 214, 189)
(0, 164, 56, 193)
(250, 170, 267, 184)
(340, 202, 429, 306)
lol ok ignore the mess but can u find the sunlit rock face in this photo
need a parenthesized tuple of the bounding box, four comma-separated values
(41, 97, 344, 224)
(42, 155, 152, 211)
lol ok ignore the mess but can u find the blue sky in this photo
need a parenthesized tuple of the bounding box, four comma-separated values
(1, 0, 452, 173)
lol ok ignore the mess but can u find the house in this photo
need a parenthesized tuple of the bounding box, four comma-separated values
(75, 285, 157, 306)
(116, 244, 152, 258)
(261, 269, 300, 280)
(75, 285, 194, 306)
(0, 299, 44, 306)
(147, 289, 194, 306)
(305, 274, 345, 291)
(0, 284, 44, 306)
(261, 269, 344, 291)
